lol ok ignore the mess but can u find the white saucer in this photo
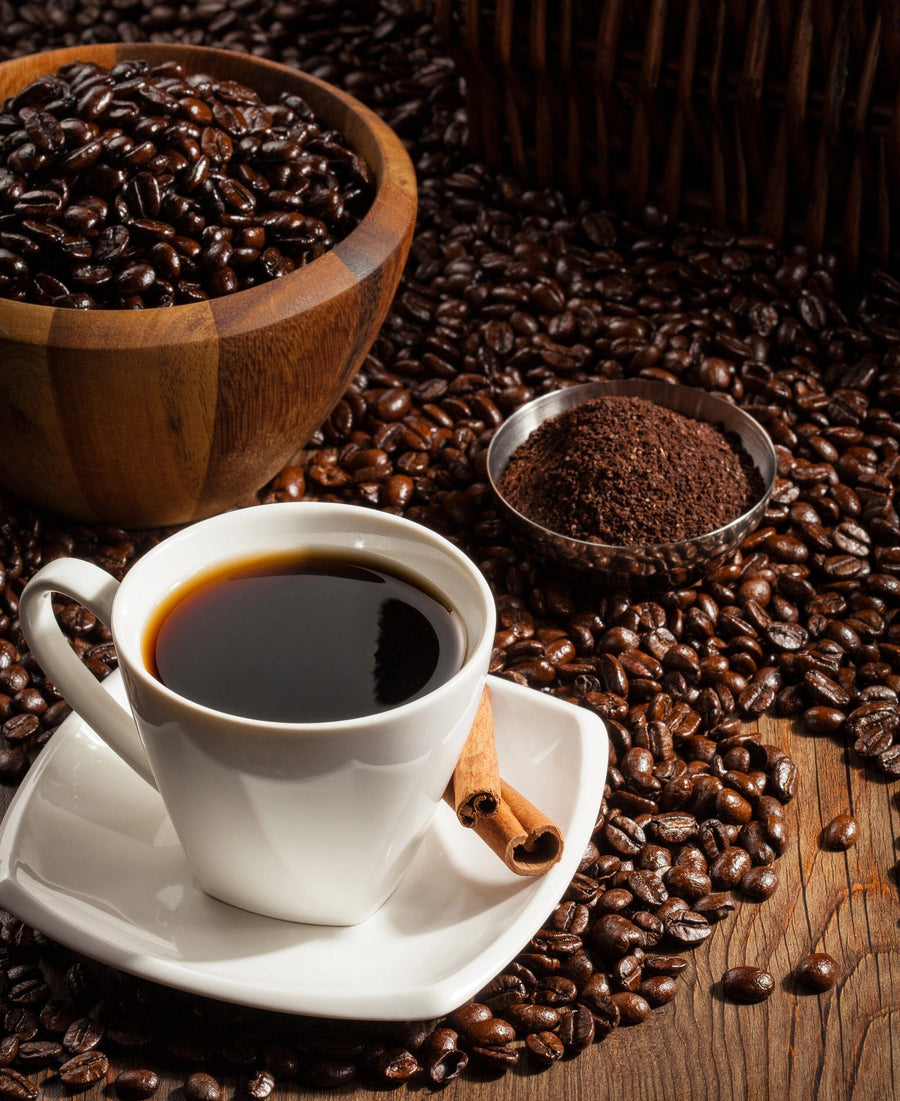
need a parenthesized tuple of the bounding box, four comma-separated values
(0, 672, 607, 1021)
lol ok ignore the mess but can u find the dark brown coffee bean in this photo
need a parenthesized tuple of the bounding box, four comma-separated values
(373, 1049, 418, 1082)
(604, 814, 646, 856)
(794, 952, 839, 992)
(448, 1002, 492, 1033)
(556, 1005, 597, 1049)
(307, 1061, 356, 1089)
(664, 909, 713, 946)
(636, 974, 679, 1006)
(525, 1031, 565, 1066)
(709, 845, 753, 889)
(822, 813, 859, 850)
(420, 1029, 467, 1084)
(0, 1069, 37, 1101)
(721, 965, 775, 1003)
(693, 891, 736, 922)
(803, 705, 846, 734)
(740, 865, 780, 900)
(610, 991, 651, 1024)
(114, 1069, 160, 1100)
(16, 1041, 62, 1068)
(505, 1004, 560, 1033)
(465, 1017, 516, 1046)
(63, 1018, 103, 1054)
(0, 1038, 18, 1069)
(58, 1051, 109, 1089)
(183, 1072, 222, 1101)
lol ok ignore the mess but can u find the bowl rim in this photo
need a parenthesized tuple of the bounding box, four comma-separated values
(0, 42, 417, 339)
(486, 378, 778, 557)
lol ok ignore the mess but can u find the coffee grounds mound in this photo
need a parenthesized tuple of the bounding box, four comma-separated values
(498, 395, 763, 545)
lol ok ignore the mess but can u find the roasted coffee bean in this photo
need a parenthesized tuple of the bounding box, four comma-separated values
(183, 1072, 223, 1101)
(373, 1049, 418, 1082)
(16, 1040, 62, 1067)
(62, 1018, 103, 1054)
(721, 965, 776, 1003)
(463, 1017, 515, 1047)
(533, 975, 578, 1006)
(448, 1002, 492, 1033)
(709, 846, 753, 889)
(664, 909, 713, 946)
(0, 1069, 37, 1101)
(693, 892, 736, 922)
(556, 1005, 597, 1049)
(822, 813, 860, 850)
(610, 991, 652, 1024)
(636, 974, 679, 1006)
(420, 1029, 467, 1084)
(114, 1069, 161, 1100)
(58, 1051, 109, 1089)
(0, 60, 373, 307)
(740, 865, 780, 900)
(525, 1031, 565, 1066)
(505, 1003, 561, 1033)
(794, 952, 839, 992)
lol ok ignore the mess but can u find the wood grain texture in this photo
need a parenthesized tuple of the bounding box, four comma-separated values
(433, 0, 900, 269)
(0, 711, 893, 1100)
(0, 44, 417, 527)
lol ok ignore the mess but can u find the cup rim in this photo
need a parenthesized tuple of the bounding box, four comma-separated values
(111, 502, 495, 732)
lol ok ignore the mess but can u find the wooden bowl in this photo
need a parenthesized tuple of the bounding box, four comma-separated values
(0, 44, 416, 528)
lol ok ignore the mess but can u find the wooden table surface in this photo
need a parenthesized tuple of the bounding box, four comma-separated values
(1, 705, 896, 1101)
(336, 713, 899, 1101)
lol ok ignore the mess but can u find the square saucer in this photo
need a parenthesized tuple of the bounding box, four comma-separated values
(0, 672, 608, 1021)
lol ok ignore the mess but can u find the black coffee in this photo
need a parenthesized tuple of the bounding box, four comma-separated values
(145, 552, 466, 722)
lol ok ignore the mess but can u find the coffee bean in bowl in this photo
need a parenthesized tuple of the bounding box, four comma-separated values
(0, 42, 417, 528)
(486, 379, 777, 585)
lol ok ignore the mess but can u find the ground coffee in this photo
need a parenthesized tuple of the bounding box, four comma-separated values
(497, 395, 763, 545)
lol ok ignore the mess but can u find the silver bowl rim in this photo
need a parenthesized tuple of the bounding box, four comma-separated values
(486, 378, 778, 559)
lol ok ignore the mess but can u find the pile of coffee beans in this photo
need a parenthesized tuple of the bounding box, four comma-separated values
(0, 0, 897, 1096)
(0, 57, 373, 308)
(497, 394, 763, 544)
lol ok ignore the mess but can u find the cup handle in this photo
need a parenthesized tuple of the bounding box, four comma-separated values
(19, 559, 158, 789)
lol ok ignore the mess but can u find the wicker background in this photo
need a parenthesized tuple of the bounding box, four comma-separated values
(432, 0, 900, 272)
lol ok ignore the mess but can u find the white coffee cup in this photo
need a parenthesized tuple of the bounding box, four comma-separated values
(19, 502, 495, 926)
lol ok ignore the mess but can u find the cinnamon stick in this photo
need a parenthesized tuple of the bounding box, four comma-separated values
(449, 684, 500, 826)
(466, 778, 563, 876)
(443, 686, 564, 877)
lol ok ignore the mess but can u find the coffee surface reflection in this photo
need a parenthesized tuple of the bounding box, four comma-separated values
(146, 552, 466, 722)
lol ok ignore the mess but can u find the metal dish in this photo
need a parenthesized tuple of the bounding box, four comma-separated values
(486, 379, 777, 586)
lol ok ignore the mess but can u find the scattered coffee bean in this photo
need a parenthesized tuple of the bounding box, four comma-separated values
(794, 953, 839, 992)
(722, 966, 776, 1004)
(114, 1069, 160, 1100)
(0, 1068, 37, 1101)
(183, 1072, 222, 1101)
(740, 866, 780, 901)
(822, 813, 860, 850)
(58, 1050, 110, 1088)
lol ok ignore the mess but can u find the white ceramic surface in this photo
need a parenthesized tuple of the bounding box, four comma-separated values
(0, 672, 608, 1021)
(18, 502, 496, 925)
